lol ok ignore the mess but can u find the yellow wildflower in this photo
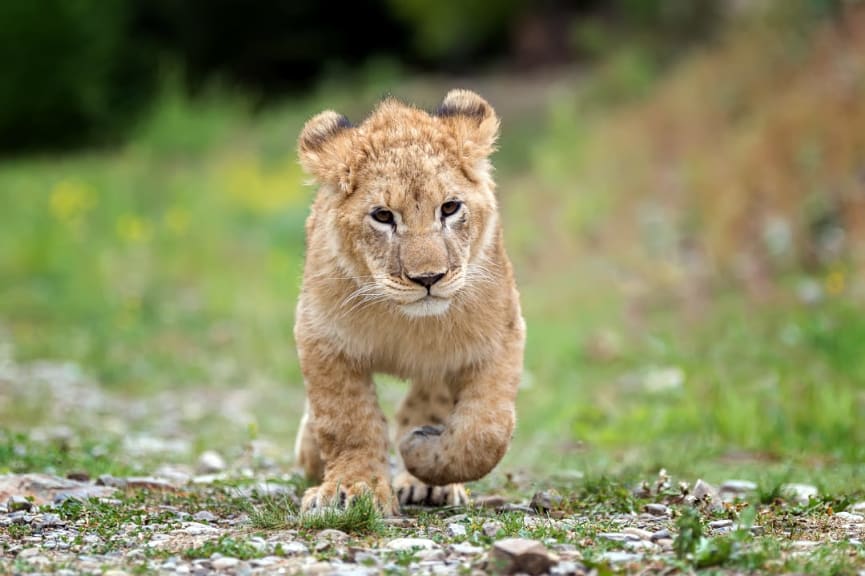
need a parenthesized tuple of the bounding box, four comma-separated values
(116, 215, 152, 244)
(223, 156, 307, 213)
(825, 269, 845, 296)
(49, 179, 96, 223)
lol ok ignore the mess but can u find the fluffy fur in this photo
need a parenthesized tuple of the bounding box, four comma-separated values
(293, 90, 525, 515)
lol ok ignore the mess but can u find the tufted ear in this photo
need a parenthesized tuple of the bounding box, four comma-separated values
(434, 89, 500, 175)
(297, 110, 355, 193)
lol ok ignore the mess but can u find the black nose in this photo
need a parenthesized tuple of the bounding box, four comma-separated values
(408, 272, 445, 288)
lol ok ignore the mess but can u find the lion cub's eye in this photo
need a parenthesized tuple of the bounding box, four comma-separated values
(371, 208, 395, 225)
(441, 201, 462, 217)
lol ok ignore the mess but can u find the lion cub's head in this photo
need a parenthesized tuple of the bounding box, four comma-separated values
(298, 90, 501, 318)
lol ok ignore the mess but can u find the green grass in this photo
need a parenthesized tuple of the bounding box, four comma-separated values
(182, 535, 261, 561)
(2, 82, 862, 490)
(249, 491, 384, 534)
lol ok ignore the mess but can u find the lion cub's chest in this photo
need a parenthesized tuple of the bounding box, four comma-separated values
(336, 312, 494, 378)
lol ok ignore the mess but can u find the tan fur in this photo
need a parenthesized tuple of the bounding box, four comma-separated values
(293, 90, 525, 515)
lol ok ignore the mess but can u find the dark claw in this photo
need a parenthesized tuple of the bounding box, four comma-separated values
(412, 425, 444, 438)
(338, 490, 347, 508)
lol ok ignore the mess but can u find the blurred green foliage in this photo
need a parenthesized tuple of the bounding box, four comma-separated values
(0, 0, 739, 151)
(1, 0, 864, 491)
(0, 0, 156, 150)
(386, 0, 524, 61)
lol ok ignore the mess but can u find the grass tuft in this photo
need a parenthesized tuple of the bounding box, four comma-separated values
(249, 491, 383, 535)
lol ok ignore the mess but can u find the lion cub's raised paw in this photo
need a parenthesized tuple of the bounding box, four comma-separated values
(302, 480, 397, 516)
(393, 471, 469, 507)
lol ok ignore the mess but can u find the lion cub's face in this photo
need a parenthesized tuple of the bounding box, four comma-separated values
(299, 90, 500, 318)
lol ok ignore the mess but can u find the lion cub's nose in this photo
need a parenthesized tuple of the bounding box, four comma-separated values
(408, 272, 445, 288)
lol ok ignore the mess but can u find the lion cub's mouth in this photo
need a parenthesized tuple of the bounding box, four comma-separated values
(399, 295, 451, 318)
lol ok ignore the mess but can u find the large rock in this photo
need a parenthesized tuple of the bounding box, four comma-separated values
(488, 538, 559, 575)
(0, 474, 116, 505)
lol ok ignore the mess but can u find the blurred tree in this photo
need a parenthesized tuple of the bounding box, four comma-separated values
(0, 0, 156, 151)
(134, 0, 409, 95)
(386, 0, 527, 65)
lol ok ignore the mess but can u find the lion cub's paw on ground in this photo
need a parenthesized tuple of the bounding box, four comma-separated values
(301, 480, 397, 516)
(393, 471, 469, 507)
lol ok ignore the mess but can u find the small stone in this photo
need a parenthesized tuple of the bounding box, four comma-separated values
(22, 555, 51, 566)
(8, 511, 30, 524)
(179, 521, 220, 535)
(499, 504, 535, 514)
(624, 540, 656, 551)
(38, 513, 63, 528)
(551, 560, 582, 575)
(211, 557, 239, 570)
(835, 512, 864, 522)
(851, 502, 865, 513)
(709, 519, 733, 529)
(530, 490, 564, 513)
(154, 464, 193, 485)
(598, 532, 638, 542)
(386, 537, 439, 551)
(782, 483, 818, 505)
(656, 538, 674, 550)
(306, 561, 336, 574)
(416, 549, 446, 562)
(96, 474, 126, 488)
(193, 510, 218, 522)
(123, 476, 181, 492)
(197, 450, 227, 474)
(17, 547, 42, 558)
(251, 556, 281, 567)
(622, 527, 653, 540)
(317, 529, 349, 542)
(382, 517, 416, 528)
(488, 538, 558, 575)
(483, 520, 504, 538)
(7, 495, 33, 512)
(644, 503, 669, 516)
(598, 551, 642, 564)
(447, 523, 467, 537)
(276, 541, 309, 555)
(720, 480, 758, 495)
(475, 495, 507, 509)
(651, 529, 671, 541)
(104, 571, 130, 576)
(693, 479, 719, 501)
(452, 542, 484, 555)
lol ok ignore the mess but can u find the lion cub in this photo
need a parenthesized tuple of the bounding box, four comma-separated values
(293, 90, 525, 515)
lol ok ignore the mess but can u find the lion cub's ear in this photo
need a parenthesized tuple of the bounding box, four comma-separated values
(435, 89, 500, 178)
(298, 110, 355, 194)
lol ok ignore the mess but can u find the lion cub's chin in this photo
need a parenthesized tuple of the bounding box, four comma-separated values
(399, 296, 452, 318)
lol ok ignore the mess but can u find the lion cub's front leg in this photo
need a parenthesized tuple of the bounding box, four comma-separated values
(393, 382, 468, 507)
(298, 341, 396, 515)
(399, 338, 522, 487)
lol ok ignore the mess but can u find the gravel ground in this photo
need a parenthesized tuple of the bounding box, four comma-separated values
(2, 343, 865, 574)
(2, 469, 865, 575)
